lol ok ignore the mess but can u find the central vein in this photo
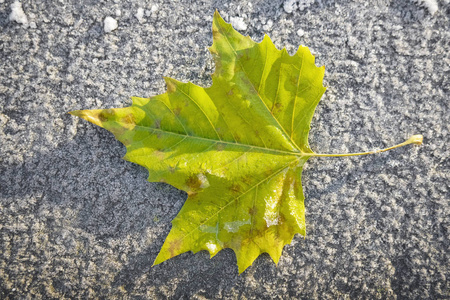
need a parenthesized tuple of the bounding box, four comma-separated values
(132, 124, 307, 157)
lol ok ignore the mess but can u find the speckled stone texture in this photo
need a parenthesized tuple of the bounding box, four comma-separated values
(1, 0, 448, 298)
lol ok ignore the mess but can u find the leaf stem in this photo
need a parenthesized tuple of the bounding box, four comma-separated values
(307, 135, 423, 158)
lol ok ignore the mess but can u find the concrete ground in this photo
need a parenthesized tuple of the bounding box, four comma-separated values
(1, 0, 448, 298)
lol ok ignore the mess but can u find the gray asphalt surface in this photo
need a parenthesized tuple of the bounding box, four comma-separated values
(1, 0, 449, 298)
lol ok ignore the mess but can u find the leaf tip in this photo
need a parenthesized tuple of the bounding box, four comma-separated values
(69, 110, 98, 124)
(68, 110, 81, 117)
(163, 76, 180, 94)
(68, 109, 111, 128)
(262, 33, 272, 43)
(270, 253, 281, 266)
(152, 253, 165, 267)
(212, 9, 230, 33)
(213, 10, 226, 25)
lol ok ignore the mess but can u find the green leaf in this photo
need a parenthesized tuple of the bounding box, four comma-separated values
(70, 11, 422, 273)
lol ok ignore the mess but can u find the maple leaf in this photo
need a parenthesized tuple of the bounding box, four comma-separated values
(70, 11, 422, 273)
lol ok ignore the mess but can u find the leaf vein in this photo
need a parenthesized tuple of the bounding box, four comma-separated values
(175, 84, 222, 141)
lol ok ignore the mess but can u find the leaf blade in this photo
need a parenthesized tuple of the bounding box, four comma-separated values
(71, 11, 327, 273)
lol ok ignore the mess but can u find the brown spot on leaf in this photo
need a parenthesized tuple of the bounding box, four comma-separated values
(186, 175, 202, 190)
(291, 76, 297, 85)
(121, 113, 135, 125)
(98, 109, 115, 123)
(173, 107, 182, 116)
(154, 150, 165, 160)
(249, 206, 257, 216)
(264, 169, 273, 177)
(212, 28, 220, 40)
(154, 119, 161, 129)
(273, 230, 281, 240)
(272, 102, 283, 114)
(168, 239, 182, 257)
(99, 109, 116, 123)
(242, 175, 253, 185)
(216, 143, 226, 151)
(97, 112, 108, 123)
(229, 183, 241, 194)
(227, 89, 234, 96)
